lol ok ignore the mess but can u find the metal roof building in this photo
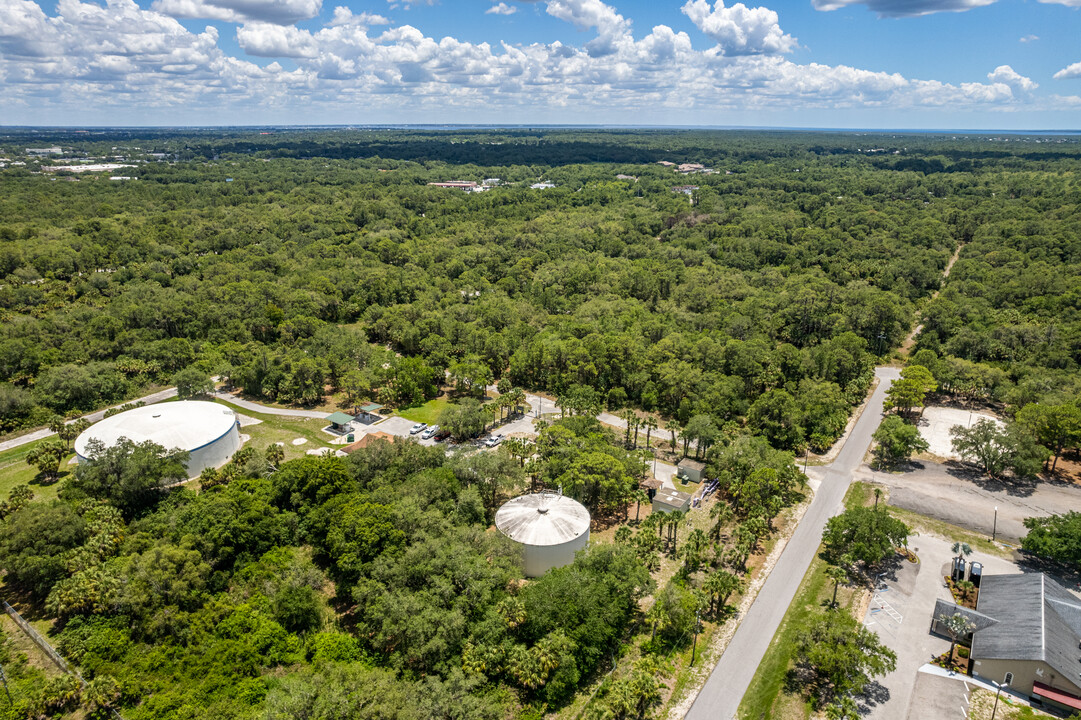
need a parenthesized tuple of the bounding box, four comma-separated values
(75, 401, 241, 478)
(495, 493, 590, 577)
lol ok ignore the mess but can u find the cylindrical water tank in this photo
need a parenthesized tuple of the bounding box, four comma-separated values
(74, 401, 241, 478)
(495, 493, 590, 577)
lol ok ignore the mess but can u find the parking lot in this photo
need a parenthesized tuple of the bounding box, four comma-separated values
(860, 535, 1020, 719)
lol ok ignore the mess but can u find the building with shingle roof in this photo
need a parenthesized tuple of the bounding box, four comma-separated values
(941, 573, 1081, 713)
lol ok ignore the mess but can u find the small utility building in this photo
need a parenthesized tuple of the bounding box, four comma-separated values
(653, 488, 692, 514)
(325, 412, 355, 433)
(677, 458, 706, 483)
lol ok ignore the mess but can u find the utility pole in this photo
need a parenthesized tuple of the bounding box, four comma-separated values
(992, 506, 998, 542)
(990, 680, 1003, 720)
(691, 610, 701, 666)
(0, 663, 12, 703)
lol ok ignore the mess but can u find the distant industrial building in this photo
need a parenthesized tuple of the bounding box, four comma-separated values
(495, 493, 590, 577)
(26, 147, 62, 156)
(74, 401, 241, 478)
(428, 181, 477, 190)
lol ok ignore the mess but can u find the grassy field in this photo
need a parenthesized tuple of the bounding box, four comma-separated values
(211, 399, 337, 463)
(968, 688, 1057, 720)
(0, 437, 73, 503)
(736, 483, 877, 720)
(397, 396, 454, 425)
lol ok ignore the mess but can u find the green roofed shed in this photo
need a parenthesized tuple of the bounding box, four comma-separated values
(326, 412, 355, 431)
(360, 403, 383, 413)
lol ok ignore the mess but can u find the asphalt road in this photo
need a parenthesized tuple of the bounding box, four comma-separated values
(0, 386, 179, 453)
(684, 366, 900, 720)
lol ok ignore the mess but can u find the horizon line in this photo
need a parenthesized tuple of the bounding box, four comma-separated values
(1, 124, 1079, 136)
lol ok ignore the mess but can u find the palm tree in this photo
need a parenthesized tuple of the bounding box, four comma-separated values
(826, 565, 848, 608)
(619, 409, 638, 448)
(641, 416, 658, 448)
(632, 488, 649, 522)
(265, 443, 285, 470)
(664, 419, 680, 451)
(951, 541, 973, 581)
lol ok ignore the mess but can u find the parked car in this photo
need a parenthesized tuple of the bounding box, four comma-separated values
(433, 429, 451, 441)
(484, 434, 505, 448)
(421, 425, 440, 439)
(409, 422, 428, 435)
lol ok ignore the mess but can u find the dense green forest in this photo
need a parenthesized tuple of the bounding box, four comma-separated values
(1, 128, 1080, 719)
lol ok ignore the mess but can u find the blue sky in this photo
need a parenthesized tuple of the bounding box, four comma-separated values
(0, 0, 1079, 128)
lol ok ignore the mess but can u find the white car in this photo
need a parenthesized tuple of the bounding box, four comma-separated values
(409, 422, 428, 435)
(421, 425, 440, 439)
(484, 434, 505, 448)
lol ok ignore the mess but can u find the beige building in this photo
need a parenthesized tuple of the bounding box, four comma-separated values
(938, 574, 1081, 714)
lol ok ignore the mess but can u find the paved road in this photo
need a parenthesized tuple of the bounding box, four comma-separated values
(685, 366, 900, 720)
(209, 390, 329, 420)
(0, 386, 179, 453)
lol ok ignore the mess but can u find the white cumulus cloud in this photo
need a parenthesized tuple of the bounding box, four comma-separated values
(986, 65, 1037, 93)
(487, 2, 517, 15)
(681, 0, 795, 55)
(0, 0, 1068, 124)
(811, 0, 995, 17)
(152, 0, 322, 25)
(1019, 34, 1038, 43)
(1054, 61, 1081, 79)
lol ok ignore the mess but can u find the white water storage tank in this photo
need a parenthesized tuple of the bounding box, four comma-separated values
(75, 401, 241, 478)
(495, 493, 590, 577)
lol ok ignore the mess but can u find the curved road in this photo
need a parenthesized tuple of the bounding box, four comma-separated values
(685, 366, 900, 720)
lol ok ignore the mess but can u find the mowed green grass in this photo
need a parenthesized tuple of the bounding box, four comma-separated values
(397, 396, 453, 426)
(0, 437, 74, 503)
(209, 399, 337, 463)
(736, 483, 872, 720)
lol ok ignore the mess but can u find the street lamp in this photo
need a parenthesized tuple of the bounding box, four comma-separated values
(992, 506, 998, 542)
(990, 674, 1010, 720)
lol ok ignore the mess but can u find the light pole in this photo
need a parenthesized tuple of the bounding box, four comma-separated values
(990, 675, 1010, 720)
(992, 506, 998, 542)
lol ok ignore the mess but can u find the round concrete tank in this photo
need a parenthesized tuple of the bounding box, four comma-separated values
(75, 401, 241, 478)
(495, 493, 590, 577)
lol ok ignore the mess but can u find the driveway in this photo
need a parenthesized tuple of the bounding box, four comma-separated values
(867, 462, 1081, 544)
(861, 535, 1019, 719)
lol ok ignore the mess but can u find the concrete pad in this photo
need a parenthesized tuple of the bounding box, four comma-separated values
(919, 407, 1003, 460)
(235, 413, 262, 427)
(305, 447, 334, 457)
(291, 438, 307, 446)
(374, 416, 418, 437)
(905, 670, 970, 720)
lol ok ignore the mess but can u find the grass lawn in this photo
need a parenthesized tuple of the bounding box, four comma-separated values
(0, 437, 73, 503)
(210, 399, 335, 463)
(736, 483, 877, 720)
(398, 396, 454, 425)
